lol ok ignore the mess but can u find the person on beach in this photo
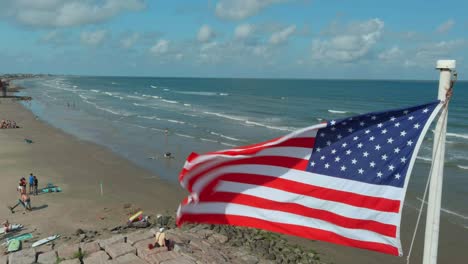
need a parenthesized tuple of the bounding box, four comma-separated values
(148, 228, 171, 250)
(8, 192, 32, 213)
(28, 173, 34, 194)
(33, 176, 38, 195)
(2, 220, 10, 233)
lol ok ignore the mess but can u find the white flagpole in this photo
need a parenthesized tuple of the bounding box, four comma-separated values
(422, 60, 455, 264)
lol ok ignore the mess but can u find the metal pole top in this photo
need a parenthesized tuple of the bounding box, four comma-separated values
(436, 60, 456, 70)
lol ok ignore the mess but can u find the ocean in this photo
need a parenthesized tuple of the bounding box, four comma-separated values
(14, 76, 468, 231)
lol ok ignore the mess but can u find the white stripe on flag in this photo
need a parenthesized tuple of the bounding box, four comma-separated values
(215, 180, 399, 225)
(192, 164, 402, 201)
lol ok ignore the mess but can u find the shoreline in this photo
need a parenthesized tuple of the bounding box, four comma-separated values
(2, 89, 467, 263)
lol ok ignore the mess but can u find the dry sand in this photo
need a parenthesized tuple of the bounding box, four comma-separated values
(1, 97, 466, 263)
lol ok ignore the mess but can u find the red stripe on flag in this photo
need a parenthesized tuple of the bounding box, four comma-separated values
(177, 214, 399, 256)
(186, 156, 309, 192)
(199, 192, 396, 237)
(213, 173, 400, 213)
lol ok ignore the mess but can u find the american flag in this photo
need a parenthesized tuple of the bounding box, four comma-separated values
(177, 101, 442, 256)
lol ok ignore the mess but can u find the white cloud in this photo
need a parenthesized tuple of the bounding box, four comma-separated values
(404, 40, 466, 67)
(269, 25, 296, 45)
(120, 32, 140, 49)
(150, 39, 170, 55)
(80, 30, 108, 46)
(197, 25, 216, 43)
(311, 18, 384, 62)
(1, 0, 145, 27)
(215, 0, 285, 20)
(235, 24, 254, 40)
(436, 19, 455, 33)
(378, 46, 403, 60)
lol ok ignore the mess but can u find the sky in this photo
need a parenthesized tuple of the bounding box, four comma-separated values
(0, 0, 467, 80)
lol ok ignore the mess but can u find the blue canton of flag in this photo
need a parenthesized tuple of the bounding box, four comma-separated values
(308, 101, 441, 188)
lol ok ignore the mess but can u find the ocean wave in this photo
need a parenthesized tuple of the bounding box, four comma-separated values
(79, 94, 88, 100)
(104, 92, 114, 96)
(219, 93, 229, 96)
(166, 119, 185, 124)
(457, 165, 468, 170)
(83, 100, 131, 117)
(127, 95, 145, 100)
(42, 92, 57, 101)
(90, 89, 100, 93)
(245, 120, 294, 131)
(203, 111, 246, 122)
(200, 138, 217, 143)
(174, 91, 218, 96)
(446, 132, 468, 140)
(163, 89, 170, 91)
(417, 156, 432, 162)
(162, 99, 178, 104)
(184, 104, 191, 107)
(417, 197, 468, 220)
(137, 115, 159, 120)
(210, 131, 244, 142)
(150, 85, 158, 89)
(175, 133, 195, 139)
(328, 109, 348, 114)
(151, 127, 165, 133)
(221, 142, 237, 147)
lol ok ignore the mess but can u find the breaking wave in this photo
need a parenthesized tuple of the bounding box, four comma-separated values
(328, 109, 348, 114)
(457, 165, 468, 170)
(446, 132, 468, 140)
(210, 132, 244, 142)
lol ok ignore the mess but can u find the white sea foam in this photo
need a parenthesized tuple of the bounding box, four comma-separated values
(79, 94, 88, 100)
(203, 111, 246, 122)
(175, 133, 195, 139)
(166, 119, 185, 124)
(446, 132, 468, 140)
(201, 138, 217, 143)
(174, 91, 217, 96)
(417, 156, 432, 162)
(184, 104, 192, 107)
(104, 92, 113, 96)
(73, 85, 78, 88)
(328, 109, 348, 114)
(151, 128, 165, 133)
(245, 120, 293, 131)
(151, 96, 160, 99)
(417, 198, 468, 220)
(163, 89, 170, 91)
(210, 132, 244, 142)
(221, 142, 237, 147)
(127, 95, 145, 100)
(138, 115, 158, 120)
(90, 89, 100, 93)
(219, 93, 229, 96)
(150, 85, 158, 89)
(457, 165, 468, 170)
(83, 100, 131, 116)
(162, 99, 178, 104)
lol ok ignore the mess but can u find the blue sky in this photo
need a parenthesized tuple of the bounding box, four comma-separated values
(0, 0, 467, 79)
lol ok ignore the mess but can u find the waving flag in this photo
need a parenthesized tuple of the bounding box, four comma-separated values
(177, 101, 442, 256)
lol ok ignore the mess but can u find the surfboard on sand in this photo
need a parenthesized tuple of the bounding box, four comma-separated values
(0, 224, 23, 235)
(32, 235, 60, 248)
(129, 211, 143, 222)
(2, 233, 33, 246)
(7, 239, 20, 252)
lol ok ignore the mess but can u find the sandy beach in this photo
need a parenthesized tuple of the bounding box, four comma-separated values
(0, 97, 185, 237)
(1, 94, 467, 264)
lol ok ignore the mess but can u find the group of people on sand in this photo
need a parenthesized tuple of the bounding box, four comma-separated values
(8, 173, 39, 213)
(0, 119, 18, 129)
